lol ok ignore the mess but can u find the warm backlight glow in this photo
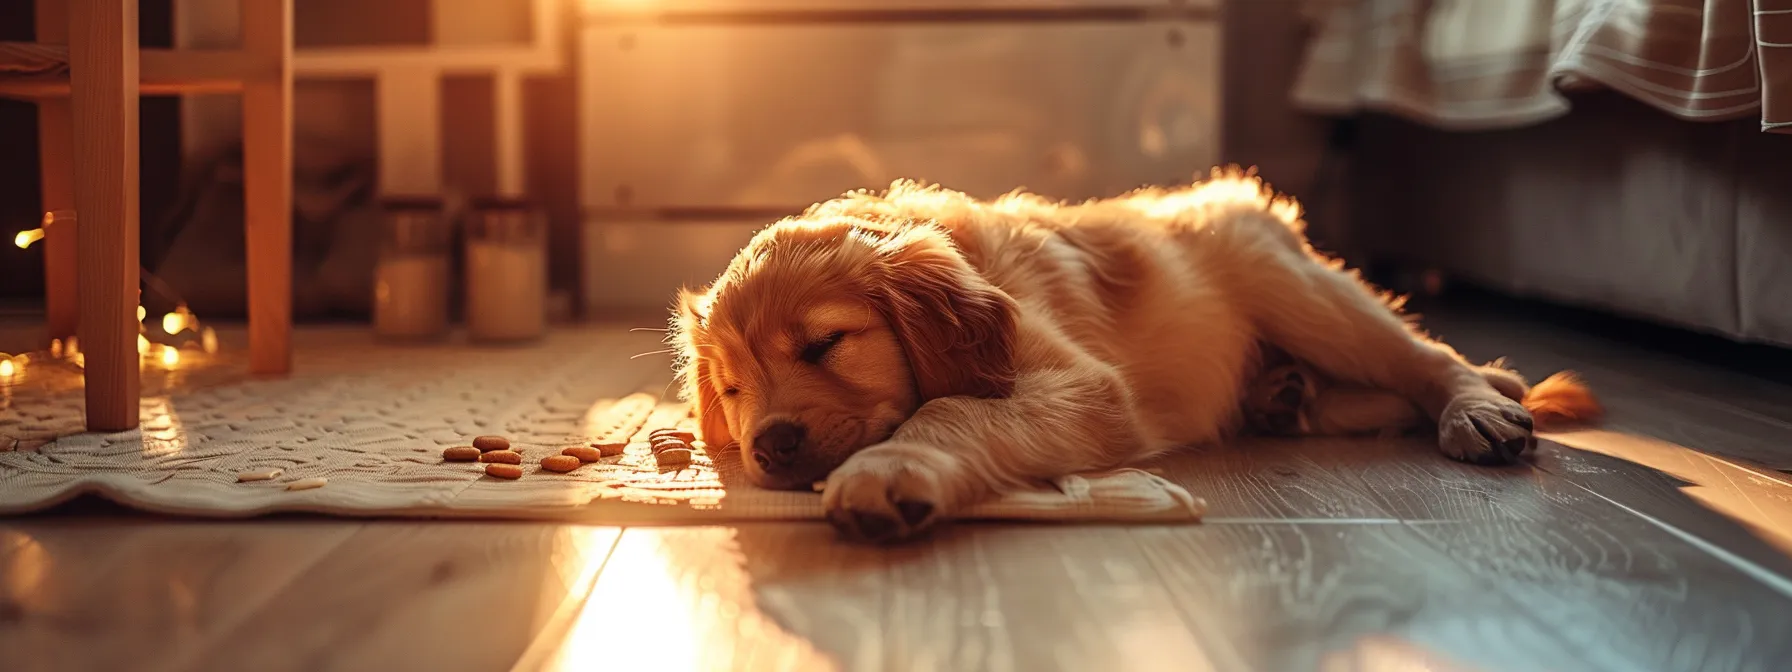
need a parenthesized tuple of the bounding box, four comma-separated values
(162, 311, 188, 334)
(13, 228, 43, 249)
(0, 358, 14, 378)
(137, 335, 150, 355)
(49, 339, 62, 358)
(160, 346, 180, 367)
(202, 327, 219, 354)
(137, 305, 147, 322)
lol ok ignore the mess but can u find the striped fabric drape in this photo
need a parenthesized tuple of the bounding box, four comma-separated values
(1291, 0, 1792, 133)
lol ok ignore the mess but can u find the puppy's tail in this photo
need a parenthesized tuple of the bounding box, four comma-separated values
(1480, 364, 1604, 430)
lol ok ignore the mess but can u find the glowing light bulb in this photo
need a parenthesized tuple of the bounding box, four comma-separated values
(162, 312, 186, 334)
(138, 334, 149, 354)
(201, 327, 219, 354)
(160, 346, 180, 367)
(0, 358, 14, 378)
(13, 229, 43, 249)
(137, 305, 147, 321)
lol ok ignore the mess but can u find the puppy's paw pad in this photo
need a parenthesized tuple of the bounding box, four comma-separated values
(1439, 395, 1535, 465)
(822, 447, 951, 544)
(820, 449, 953, 544)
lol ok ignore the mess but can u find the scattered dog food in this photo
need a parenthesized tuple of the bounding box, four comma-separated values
(541, 455, 582, 473)
(443, 446, 481, 462)
(236, 468, 283, 482)
(649, 428, 696, 444)
(286, 477, 328, 491)
(650, 436, 688, 454)
(654, 447, 693, 466)
(472, 435, 510, 452)
(480, 450, 522, 465)
(485, 463, 523, 479)
(562, 446, 602, 462)
(591, 441, 627, 457)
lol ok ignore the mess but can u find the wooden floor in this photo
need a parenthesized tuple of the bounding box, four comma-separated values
(5, 300, 1792, 672)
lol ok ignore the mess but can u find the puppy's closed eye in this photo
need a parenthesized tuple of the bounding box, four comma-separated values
(800, 330, 848, 364)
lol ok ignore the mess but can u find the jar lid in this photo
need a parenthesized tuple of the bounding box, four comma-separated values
(380, 195, 446, 211)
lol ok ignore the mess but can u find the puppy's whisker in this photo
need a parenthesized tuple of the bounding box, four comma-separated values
(630, 327, 670, 333)
(630, 349, 676, 360)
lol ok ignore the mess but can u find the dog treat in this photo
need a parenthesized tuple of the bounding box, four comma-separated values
(649, 428, 696, 444)
(471, 435, 510, 452)
(485, 463, 523, 479)
(591, 440, 627, 457)
(286, 477, 328, 491)
(811, 480, 827, 492)
(443, 446, 481, 462)
(650, 436, 689, 454)
(654, 447, 693, 466)
(541, 455, 582, 473)
(480, 449, 522, 465)
(562, 446, 603, 462)
(236, 468, 283, 482)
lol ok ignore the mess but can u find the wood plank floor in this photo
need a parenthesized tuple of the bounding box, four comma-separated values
(4, 302, 1792, 672)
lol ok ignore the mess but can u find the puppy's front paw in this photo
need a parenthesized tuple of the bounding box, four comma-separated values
(821, 443, 958, 544)
(1437, 394, 1535, 465)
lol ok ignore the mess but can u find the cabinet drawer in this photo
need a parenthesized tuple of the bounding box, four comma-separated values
(577, 20, 1220, 211)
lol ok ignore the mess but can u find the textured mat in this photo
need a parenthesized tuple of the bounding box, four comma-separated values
(0, 326, 1204, 524)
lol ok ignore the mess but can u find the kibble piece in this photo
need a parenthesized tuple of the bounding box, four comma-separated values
(443, 446, 481, 462)
(472, 435, 510, 452)
(541, 455, 582, 473)
(649, 428, 696, 444)
(655, 447, 693, 466)
(650, 437, 689, 454)
(286, 477, 328, 491)
(562, 446, 603, 462)
(485, 463, 523, 479)
(480, 449, 522, 465)
(236, 468, 283, 482)
(591, 441, 627, 457)
(811, 481, 827, 493)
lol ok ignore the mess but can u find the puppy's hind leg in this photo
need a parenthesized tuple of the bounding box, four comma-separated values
(1217, 212, 1535, 464)
(1242, 364, 1424, 438)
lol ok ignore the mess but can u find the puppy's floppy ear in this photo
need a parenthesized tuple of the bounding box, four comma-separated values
(870, 225, 1019, 401)
(672, 286, 735, 448)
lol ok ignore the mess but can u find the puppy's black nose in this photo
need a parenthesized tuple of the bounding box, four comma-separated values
(752, 421, 806, 469)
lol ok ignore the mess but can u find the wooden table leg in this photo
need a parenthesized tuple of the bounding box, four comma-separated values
(242, 0, 294, 375)
(68, 0, 142, 432)
(36, 0, 78, 344)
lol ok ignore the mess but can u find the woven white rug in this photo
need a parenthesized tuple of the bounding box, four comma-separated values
(0, 326, 1204, 525)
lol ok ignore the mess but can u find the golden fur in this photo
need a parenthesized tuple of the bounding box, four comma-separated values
(672, 167, 1602, 543)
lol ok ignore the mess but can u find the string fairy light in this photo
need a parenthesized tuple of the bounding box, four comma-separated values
(13, 211, 222, 374)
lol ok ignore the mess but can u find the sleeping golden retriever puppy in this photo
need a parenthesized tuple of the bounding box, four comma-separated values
(670, 168, 1600, 543)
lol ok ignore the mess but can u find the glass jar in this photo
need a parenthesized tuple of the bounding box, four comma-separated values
(372, 196, 451, 340)
(463, 197, 547, 343)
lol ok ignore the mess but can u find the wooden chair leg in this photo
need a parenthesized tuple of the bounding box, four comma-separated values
(68, 0, 142, 432)
(37, 102, 80, 344)
(35, 0, 78, 343)
(242, 0, 294, 375)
